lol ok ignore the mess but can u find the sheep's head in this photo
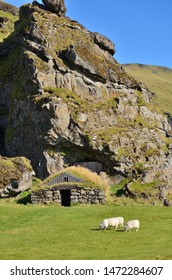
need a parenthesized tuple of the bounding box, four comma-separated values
(124, 225, 129, 231)
(99, 224, 104, 230)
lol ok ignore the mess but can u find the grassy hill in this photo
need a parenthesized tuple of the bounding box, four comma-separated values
(0, 1, 18, 42)
(123, 64, 172, 114)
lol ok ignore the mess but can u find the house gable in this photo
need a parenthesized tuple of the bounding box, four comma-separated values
(45, 172, 84, 187)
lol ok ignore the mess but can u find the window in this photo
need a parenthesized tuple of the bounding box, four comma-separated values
(64, 176, 68, 182)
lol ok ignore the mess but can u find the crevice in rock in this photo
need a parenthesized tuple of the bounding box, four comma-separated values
(21, 38, 49, 63)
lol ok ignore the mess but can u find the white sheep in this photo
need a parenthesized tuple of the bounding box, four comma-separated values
(99, 216, 124, 230)
(124, 219, 140, 232)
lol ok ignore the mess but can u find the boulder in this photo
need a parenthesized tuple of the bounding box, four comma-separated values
(0, 156, 34, 198)
(91, 32, 116, 55)
(42, 0, 66, 16)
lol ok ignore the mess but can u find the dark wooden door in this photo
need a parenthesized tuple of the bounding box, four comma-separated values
(60, 190, 71, 206)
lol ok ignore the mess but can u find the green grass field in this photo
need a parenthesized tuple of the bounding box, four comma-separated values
(123, 64, 172, 114)
(0, 200, 171, 260)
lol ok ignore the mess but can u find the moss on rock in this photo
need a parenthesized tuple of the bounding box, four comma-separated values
(0, 156, 32, 189)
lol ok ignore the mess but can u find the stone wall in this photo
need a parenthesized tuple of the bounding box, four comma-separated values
(31, 185, 106, 205)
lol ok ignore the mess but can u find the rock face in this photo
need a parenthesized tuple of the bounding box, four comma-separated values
(42, 0, 66, 16)
(0, 156, 34, 198)
(0, 1, 172, 199)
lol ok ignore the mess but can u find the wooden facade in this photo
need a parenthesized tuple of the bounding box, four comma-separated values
(45, 172, 83, 186)
(74, 162, 103, 174)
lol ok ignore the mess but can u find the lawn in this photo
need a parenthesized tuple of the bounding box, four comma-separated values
(0, 201, 171, 260)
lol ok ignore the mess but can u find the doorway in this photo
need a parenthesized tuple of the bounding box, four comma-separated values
(60, 189, 71, 206)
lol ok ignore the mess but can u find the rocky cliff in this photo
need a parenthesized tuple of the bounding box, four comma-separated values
(0, 1, 172, 201)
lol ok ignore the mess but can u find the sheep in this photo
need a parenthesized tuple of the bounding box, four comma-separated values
(99, 216, 124, 230)
(124, 219, 140, 232)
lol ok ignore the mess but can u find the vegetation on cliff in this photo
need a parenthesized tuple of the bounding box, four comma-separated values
(0, 0, 18, 42)
(0, 156, 32, 189)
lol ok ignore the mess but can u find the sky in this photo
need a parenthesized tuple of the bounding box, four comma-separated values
(4, 0, 172, 68)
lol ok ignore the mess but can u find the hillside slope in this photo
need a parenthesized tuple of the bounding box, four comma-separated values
(0, 0, 18, 42)
(123, 64, 172, 114)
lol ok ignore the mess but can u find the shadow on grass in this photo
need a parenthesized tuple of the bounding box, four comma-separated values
(90, 228, 125, 232)
(17, 194, 31, 205)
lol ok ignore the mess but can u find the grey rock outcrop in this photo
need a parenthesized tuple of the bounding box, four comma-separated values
(0, 156, 34, 198)
(0, 1, 172, 201)
(0, 171, 34, 198)
(91, 32, 116, 55)
(42, 0, 66, 16)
